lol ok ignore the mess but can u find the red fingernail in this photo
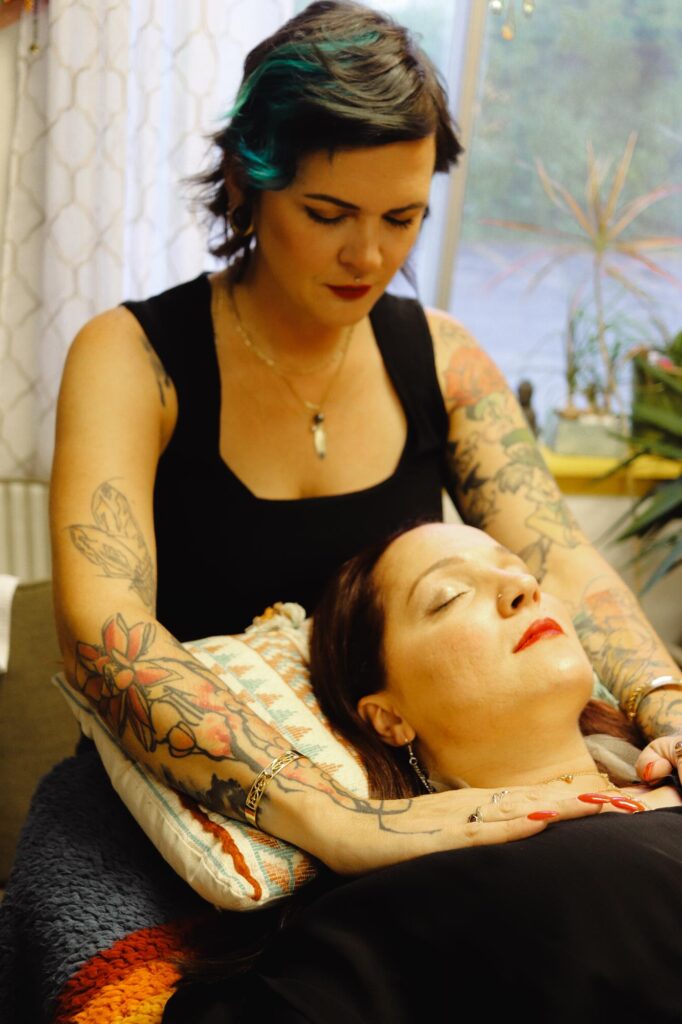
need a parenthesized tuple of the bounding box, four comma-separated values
(642, 761, 657, 782)
(527, 811, 559, 821)
(578, 793, 612, 804)
(610, 797, 646, 813)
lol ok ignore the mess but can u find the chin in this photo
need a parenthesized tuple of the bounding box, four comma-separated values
(555, 652, 595, 706)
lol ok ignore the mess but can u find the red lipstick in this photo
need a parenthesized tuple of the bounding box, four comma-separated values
(513, 618, 564, 653)
(327, 285, 372, 300)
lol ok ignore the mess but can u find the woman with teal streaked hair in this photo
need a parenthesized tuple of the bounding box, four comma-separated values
(47, 0, 682, 991)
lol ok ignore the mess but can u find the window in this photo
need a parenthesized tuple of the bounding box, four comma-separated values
(450, 0, 682, 427)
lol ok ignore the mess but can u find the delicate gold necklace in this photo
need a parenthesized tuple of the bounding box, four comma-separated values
(539, 769, 613, 786)
(226, 283, 354, 460)
(539, 768, 650, 809)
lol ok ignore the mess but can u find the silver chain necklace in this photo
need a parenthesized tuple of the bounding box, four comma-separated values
(226, 283, 354, 460)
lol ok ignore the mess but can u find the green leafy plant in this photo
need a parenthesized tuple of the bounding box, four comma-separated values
(565, 301, 668, 415)
(609, 333, 682, 594)
(486, 133, 682, 415)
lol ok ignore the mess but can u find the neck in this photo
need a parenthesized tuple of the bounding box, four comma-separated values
(229, 258, 361, 363)
(429, 728, 602, 793)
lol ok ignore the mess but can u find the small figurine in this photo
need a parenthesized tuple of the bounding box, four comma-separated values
(517, 379, 538, 435)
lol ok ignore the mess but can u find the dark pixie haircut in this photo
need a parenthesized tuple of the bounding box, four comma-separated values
(310, 524, 643, 801)
(197, 0, 463, 264)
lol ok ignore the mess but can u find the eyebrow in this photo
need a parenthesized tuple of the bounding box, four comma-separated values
(303, 192, 428, 215)
(406, 545, 510, 605)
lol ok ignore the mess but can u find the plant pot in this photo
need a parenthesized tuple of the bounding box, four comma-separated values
(544, 410, 629, 457)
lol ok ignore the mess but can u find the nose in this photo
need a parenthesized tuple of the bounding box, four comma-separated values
(338, 222, 382, 278)
(496, 571, 540, 617)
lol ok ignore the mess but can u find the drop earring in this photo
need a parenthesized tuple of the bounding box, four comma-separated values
(406, 742, 434, 794)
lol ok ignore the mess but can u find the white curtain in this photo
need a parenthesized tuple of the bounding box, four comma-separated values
(0, 0, 482, 482)
(0, 0, 294, 480)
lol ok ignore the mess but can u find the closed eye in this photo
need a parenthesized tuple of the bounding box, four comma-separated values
(429, 591, 467, 614)
(304, 207, 346, 225)
(385, 216, 415, 230)
(304, 207, 421, 230)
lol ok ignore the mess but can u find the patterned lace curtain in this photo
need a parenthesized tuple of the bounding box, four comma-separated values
(0, 0, 294, 479)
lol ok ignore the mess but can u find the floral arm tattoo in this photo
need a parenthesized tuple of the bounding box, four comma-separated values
(441, 329, 583, 582)
(571, 581, 682, 740)
(438, 319, 681, 738)
(70, 605, 430, 833)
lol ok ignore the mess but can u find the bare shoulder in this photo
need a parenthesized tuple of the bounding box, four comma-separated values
(70, 305, 147, 352)
(64, 306, 175, 413)
(68, 305, 151, 365)
(425, 306, 480, 357)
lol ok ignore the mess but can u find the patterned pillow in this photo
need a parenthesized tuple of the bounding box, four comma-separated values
(53, 603, 368, 911)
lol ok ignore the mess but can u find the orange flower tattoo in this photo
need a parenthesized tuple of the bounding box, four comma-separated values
(445, 347, 508, 409)
(75, 615, 179, 751)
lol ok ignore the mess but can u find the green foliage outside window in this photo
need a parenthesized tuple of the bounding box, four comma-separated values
(463, 0, 682, 241)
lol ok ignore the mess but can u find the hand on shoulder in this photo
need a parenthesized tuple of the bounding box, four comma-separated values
(299, 782, 603, 875)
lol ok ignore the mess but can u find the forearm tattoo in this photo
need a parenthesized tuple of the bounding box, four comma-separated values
(68, 481, 155, 611)
(572, 580, 682, 739)
(441, 332, 582, 581)
(75, 613, 279, 764)
(73, 611, 439, 835)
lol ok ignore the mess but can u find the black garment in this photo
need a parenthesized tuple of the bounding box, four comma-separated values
(123, 275, 449, 640)
(164, 808, 682, 1024)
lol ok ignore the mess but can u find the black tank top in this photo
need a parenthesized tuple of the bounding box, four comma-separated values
(123, 274, 449, 640)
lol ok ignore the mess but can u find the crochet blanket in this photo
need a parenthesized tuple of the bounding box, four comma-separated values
(0, 750, 223, 1024)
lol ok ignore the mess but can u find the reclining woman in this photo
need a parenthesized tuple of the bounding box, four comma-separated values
(218, 522, 682, 1023)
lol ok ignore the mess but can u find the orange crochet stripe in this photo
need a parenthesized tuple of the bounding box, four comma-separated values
(52, 920, 193, 1024)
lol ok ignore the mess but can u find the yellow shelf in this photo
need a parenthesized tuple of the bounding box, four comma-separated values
(540, 446, 680, 497)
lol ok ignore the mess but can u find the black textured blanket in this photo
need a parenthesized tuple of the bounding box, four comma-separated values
(0, 750, 213, 1023)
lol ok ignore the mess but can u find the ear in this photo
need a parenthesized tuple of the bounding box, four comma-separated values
(224, 157, 248, 212)
(357, 693, 415, 748)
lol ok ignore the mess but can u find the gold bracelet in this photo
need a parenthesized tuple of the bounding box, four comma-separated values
(624, 675, 682, 721)
(244, 750, 302, 828)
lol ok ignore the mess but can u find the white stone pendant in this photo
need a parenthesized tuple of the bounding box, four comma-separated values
(311, 412, 327, 459)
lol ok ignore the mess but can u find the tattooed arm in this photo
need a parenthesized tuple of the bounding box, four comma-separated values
(51, 307, 597, 873)
(429, 310, 681, 745)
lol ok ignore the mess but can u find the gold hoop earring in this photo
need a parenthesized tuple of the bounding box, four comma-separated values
(229, 204, 254, 239)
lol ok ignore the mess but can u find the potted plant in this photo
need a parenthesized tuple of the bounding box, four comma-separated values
(486, 133, 682, 454)
(608, 333, 682, 594)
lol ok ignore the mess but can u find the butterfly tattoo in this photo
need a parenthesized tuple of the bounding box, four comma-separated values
(69, 481, 155, 610)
